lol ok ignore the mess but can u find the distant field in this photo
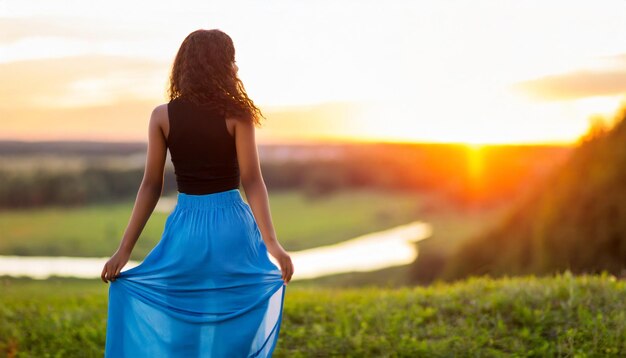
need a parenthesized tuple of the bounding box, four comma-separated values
(0, 188, 426, 260)
(1, 272, 625, 356)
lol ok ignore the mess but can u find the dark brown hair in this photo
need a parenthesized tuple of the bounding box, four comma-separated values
(167, 29, 264, 126)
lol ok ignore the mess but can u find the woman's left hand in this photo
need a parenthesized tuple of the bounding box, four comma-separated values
(101, 249, 131, 283)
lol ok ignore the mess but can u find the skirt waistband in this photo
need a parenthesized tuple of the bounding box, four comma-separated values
(175, 188, 245, 209)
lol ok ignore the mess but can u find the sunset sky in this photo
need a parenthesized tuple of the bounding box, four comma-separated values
(2, 0, 626, 145)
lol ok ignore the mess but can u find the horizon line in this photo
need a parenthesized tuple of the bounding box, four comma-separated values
(0, 136, 577, 147)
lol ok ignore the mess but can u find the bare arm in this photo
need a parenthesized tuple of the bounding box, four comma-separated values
(234, 117, 294, 284)
(101, 104, 168, 283)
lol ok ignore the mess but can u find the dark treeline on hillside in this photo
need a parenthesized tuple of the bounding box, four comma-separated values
(0, 141, 570, 210)
(431, 106, 626, 282)
(0, 140, 146, 155)
(0, 167, 148, 208)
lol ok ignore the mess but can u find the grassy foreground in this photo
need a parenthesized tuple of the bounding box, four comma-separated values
(1, 271, 625, 357)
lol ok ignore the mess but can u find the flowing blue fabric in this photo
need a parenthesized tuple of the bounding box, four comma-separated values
(105, 189, 286, 357)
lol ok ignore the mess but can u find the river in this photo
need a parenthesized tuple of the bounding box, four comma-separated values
(0, 220, 431, 281)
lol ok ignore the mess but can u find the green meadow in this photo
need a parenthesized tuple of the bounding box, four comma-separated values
(0, 188, 425, 260)
(1, 272, 625, 357)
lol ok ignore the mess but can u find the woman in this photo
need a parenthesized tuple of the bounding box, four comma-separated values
(101, 29, 294, 357)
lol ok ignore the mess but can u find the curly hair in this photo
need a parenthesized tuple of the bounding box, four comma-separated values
(167, 29, 264, 126)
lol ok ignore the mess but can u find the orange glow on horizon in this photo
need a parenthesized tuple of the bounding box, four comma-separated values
(466, 144, 486, 198)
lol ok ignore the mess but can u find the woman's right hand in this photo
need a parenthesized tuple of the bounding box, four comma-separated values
(265, 241, 294, 285)
(101, 248, 131, 283)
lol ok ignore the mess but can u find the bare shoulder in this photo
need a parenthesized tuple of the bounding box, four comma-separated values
(229, 116, 255, 138)
(150, 103, 169, 127)
(148, 104, 170, 140)
(151, 103, 169, 122)
(230, 116, 255, 131)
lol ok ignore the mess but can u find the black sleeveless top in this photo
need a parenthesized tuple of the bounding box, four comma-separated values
(166, 97, 240, 194)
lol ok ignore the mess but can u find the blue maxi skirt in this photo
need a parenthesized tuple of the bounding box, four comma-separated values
(104, 188, 286, 357)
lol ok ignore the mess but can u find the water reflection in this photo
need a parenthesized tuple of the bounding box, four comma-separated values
(287, 221, 431, 279)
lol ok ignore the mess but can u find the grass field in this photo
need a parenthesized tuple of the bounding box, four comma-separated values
(1, 271, 625, 357)
(0, 188, 426, 260)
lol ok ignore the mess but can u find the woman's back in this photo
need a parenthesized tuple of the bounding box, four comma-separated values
(167, 97, 240, 194)
(104, 29, 291, 358)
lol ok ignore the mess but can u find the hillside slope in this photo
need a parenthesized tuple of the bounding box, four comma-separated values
(441, 106, 626, 280)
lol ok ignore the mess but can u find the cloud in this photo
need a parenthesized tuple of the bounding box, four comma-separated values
(0, 54, 170, 108)
(511, 55, 626, 100)
(0, 98, 159, 141)
(0, 94, 359, 143)
(0, 17, 180, 63)
(0, 52, 357, 143)
(595, 53, 626, 66)
(0, 17, 127, 43)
